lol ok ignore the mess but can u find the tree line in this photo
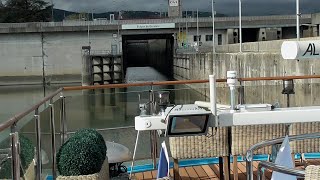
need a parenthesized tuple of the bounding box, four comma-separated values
(0, 0, 228, 23)
(0, 0, 52, 23)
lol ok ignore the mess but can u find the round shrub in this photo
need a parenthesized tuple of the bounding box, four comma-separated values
(0, 135, 35, 179)
(57, 128, 107, 176)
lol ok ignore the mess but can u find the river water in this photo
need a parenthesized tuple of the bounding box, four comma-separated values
(0, 68, 209, 172)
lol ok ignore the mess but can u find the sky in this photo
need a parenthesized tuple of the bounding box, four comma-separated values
(51, 0, 320, 16)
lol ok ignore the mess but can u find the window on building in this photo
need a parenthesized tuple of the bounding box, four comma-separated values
(206, 35, 213, 41)
(218, 34, 222, 45)
(193, 35, 201, 42)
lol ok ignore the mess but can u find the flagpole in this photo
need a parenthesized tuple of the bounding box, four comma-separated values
(212, 0, 215, 53)
(239, 0, 242, 53)
(296, 0, 300, 40)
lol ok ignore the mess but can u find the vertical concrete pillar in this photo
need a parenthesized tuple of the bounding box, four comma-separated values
(177, 55, 180, 79)
(190, 54, 195, 81)
(201, 54, 206, 80)
(226, 29, 235, 44)
(195, 54, 200, 80)
(81, 46, 92, 86)
(265, 28, 278, 41)
(226, 29, 239, 44)
(258, 28, 266, 41)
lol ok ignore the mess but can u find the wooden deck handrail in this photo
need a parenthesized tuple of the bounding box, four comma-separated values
(63, 74, 320, 91)
(239, 75, 320, 81)
(63, 79, 212, 91)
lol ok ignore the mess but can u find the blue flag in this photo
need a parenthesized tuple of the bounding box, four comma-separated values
(157, 141, 170, 179)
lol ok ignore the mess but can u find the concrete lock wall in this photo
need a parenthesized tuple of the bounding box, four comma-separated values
(215, 36, 320, 53)
(174, 37, 320, 107)
(0, 31, 119, 85)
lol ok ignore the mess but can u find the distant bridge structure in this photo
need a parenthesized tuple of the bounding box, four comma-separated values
(0, 13, 319, 86)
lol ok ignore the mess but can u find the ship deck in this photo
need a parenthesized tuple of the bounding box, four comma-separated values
(132, 159, 320, 180)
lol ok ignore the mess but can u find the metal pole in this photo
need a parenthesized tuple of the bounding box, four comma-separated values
(285, 94, 291, 135)
(118, 23, 120, 54)
(239, 0, 242, 53)
(178, 23, 181, 47)
(87, 17, 90, 47)
(246, 151, 253, 180)
(296, 0, 300, 40)
(35, 109, 42, 180)
(60, 95, 67, 144)
(197, 8, 199, 48)
(258, 161, 305, 178)
(230, 87, 236, 110)
(129, 130, 140, 178)
(91, 10, 94, 21)
(11, 125, 20, 180)
(150, 131, 157, 169)
(212, 0, 215, 53)
(149, 87, 158, 169)
(238, 80, 245, 104)
(185, 11, 188, 46)
(257, 165, 265, 180)
(49, 100, 57, 179)
(209, 75, 217, 126)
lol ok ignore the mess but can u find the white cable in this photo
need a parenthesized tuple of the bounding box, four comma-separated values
(129, 130, 140, 179)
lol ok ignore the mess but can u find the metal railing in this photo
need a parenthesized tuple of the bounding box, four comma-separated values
(0, 88, 63, 180)
(1, 75, 320, 179)
(246, 132, 320, 180)
(0, 14, 311, 29)
(257, 161, 305, 179)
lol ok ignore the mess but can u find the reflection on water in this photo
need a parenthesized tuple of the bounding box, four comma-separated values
(62, 85, 208, 130)
(6, 83, 320, 134)
(0, 85, 58, 122)
(0, 83, 208, 168)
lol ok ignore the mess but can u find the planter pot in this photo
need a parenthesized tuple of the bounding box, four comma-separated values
(0, 160, 35, 180)
(24, 160, 35, 180)
(57, 158, 109, 180)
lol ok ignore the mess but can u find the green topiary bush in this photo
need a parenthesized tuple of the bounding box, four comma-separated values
(0, 135, 35, 179)
(57, 128, 107, 176)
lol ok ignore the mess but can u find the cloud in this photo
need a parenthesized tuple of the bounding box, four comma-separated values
(51, 0, 320, 16)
